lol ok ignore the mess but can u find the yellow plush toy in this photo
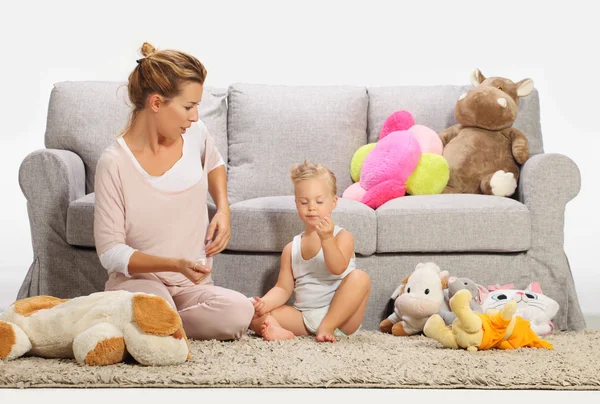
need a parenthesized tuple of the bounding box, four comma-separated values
(423, 289, 553, 351)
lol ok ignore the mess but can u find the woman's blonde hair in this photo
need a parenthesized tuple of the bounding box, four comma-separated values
(119, 42, 207, 136)
(290, 160, 338, 196)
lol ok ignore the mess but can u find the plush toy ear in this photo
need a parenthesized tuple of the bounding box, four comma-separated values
(391, 284, 404, 300)
(475, 285, 490, 304)
(439, 270, 450, 289)
(391, 275, 410, 299)
(517, 78, 534, 97)
(527, 282, 543, 294)
(470, 68, 486, 87)
(132, 294, 181, 336)
(12, 295, 69, 318)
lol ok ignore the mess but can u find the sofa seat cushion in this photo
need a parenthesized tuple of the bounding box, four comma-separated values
(66, 194, 378, 256)
(67, 193, 96, 247)
(376, 194, 531, 253)
(227, 196, 377, 255)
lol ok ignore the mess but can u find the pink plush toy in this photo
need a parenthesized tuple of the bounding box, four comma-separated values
(342, 182, 367, 201)
(409, 125, 444, 155)
(344, 110, 448, 209)
(380, 110, 415, 140)
(360, 130, 421, 208)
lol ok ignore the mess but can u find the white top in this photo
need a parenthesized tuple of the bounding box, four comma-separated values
(98, 121, 225, 276)
(291, 225, 356, 311)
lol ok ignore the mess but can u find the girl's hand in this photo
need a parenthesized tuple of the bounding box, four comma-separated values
(205, 210, 231, 257)
(177, 259, 211, 284)
(252, 296, 268, 318)
(316, 217, 335, 241)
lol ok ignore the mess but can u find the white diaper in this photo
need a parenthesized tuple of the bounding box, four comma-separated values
(301, 306, 361, 337)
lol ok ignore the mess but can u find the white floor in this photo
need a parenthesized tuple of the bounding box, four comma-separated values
(1, 268, 599, 401)
(0, 389, 598, 403)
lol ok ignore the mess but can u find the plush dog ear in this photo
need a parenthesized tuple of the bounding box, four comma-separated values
(12, 296, 69, 318)
(132, 294, 181, 336)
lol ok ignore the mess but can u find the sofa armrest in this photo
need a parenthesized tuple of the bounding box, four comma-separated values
(517, 153, 580, 247)
(19, 149, 86, 240)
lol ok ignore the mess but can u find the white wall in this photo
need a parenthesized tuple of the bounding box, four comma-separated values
(1, 0, 598, 314)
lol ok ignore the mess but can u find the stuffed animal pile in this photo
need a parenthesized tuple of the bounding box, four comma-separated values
(424, 289, 554, 351)
(379, 260, 560, 349)
(344, 68, 534, 208)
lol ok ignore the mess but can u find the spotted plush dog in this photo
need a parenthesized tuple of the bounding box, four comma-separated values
(0, 290, 191, 366)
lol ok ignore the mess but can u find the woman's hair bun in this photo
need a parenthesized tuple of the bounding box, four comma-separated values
(141, 42, 156, 57)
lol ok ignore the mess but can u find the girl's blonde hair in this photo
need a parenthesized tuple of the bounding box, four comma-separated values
(119, 42, 207, 136)
(290, 160, 337, 196)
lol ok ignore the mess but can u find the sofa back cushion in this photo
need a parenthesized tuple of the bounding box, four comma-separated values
(226, 83, 369, 204)
(367, 85, 544, 155)
(44, 81, 228, 193)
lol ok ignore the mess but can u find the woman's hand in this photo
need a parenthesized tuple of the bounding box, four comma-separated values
(205, 209, 231, 257)
(177, 259, 211, 284)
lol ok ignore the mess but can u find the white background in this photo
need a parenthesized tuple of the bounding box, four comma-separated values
(1, 1, 598, 314)
(1, 0, 599, 401)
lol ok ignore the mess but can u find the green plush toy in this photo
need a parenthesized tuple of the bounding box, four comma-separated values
(406, 153, 449, 195)
(350, 143, 377, 182)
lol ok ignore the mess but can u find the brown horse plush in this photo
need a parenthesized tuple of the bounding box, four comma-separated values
(440, 69, 533, 196)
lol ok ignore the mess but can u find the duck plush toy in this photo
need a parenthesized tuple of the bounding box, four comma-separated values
(0, 290, 192, 366)
(423, 289, 553, 351)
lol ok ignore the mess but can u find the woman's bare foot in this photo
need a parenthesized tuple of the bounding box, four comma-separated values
(261, 317, 295, 341)
(316, 326, 336, 343)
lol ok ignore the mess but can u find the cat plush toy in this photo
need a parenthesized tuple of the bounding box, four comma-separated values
(481, 282, 559, 336)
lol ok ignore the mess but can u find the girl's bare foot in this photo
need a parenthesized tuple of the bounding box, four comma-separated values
(316, 326, 336, 343)
(261, 317, 295, 341)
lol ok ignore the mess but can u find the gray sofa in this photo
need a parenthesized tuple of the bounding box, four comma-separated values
(17, 81, 586, 331)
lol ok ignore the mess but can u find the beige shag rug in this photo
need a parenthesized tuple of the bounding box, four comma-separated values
(1, 331, 599, 390)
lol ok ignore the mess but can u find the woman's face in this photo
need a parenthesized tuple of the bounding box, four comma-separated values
(155, 81, 203, 140)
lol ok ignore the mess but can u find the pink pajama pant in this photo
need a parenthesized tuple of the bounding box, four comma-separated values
(105, 273, 254, 341)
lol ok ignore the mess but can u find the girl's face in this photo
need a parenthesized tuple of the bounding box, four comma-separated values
(154, 81, 203, 140)
(294, 177, 338, 229)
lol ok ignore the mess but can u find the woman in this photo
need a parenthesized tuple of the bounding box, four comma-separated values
(93, 42, 253, 340)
